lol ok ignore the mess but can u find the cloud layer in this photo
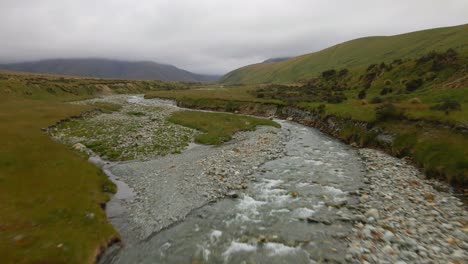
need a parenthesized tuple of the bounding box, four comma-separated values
(1, 0, 467, 74)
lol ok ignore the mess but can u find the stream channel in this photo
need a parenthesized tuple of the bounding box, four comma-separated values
(100, 96, 365, 263)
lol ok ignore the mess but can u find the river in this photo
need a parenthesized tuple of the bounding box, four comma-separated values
(100, 96, 365, 263)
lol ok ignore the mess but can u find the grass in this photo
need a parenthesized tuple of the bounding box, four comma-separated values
(221, 23, 468, 84)
(0, 98, 118, 264)
(167, 111, 280, 145)
(90, 102, 122, 114)
(382, 122, 468, 185)
(145, 84, 282, 104)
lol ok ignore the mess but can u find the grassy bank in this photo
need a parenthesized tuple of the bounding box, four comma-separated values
(0, 98, 118, 264)
(168, 111, 280, 145)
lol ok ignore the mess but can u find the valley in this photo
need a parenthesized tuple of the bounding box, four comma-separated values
(1, 22, 467, 264)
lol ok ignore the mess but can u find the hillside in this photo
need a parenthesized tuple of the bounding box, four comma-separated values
(0, 58, 220, 82)
(221, 24, 468, 84)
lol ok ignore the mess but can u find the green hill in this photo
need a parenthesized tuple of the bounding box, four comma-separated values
(221, 24, 468, 84)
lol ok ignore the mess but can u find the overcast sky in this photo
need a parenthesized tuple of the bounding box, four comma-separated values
(1, 0, 467, 74)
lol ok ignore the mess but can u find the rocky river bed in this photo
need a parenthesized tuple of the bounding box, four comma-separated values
(49, 95, 466, 263)
(346, 149, 467, 263)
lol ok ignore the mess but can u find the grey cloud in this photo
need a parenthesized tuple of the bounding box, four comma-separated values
(0, 0, 467, 74)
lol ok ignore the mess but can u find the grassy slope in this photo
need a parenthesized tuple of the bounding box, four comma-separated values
(222, 24, 468, 84)
(0, 72, 188, 263)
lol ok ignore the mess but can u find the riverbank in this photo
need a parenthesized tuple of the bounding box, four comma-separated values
(146, 94, 467, 190)
(346, 148, 467, 263)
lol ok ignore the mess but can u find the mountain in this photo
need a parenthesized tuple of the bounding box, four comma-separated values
(0, 58, 220, 82)
(221, 24, 468, 84)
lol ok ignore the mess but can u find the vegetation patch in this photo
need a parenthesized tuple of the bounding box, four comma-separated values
(51, 97, 198, 161)
(167, 111, 280, 145)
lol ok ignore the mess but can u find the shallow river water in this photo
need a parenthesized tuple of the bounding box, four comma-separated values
(107, 110, 364, 263)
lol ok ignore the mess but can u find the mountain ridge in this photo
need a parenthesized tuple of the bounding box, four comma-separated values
(0, 58, 220, 82)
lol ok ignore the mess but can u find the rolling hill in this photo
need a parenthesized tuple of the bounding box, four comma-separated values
(0, 58, 220, 82)
(221, 23, 468, 84)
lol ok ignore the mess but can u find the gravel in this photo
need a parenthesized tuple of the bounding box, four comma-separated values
(345, 148, 467, 263)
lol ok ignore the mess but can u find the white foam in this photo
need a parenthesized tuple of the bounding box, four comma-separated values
(210, 230, 223, 243)
(237, 195, 266, 214)
(305, 159, 324, 166)
(296, 182, 310, 188)
(222, 241, 257, 259)
(323, 186, 345, 195)
(270, 208, 291, 215)
(292, 207, 316, 218)
(264, 242, 299, 256)
(323, 186, 348, 202)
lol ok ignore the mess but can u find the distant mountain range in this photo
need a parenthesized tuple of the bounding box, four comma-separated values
(222, 23, 468, 84)
(0, 58, 220, 82)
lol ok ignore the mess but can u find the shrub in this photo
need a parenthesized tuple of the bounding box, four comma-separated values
(375, 103, 406, 121)
(358, 90, 367, 99)
(380, 87, 393, 95)
(327, 93, 347, 103)
(430, 99, 461, 114)
(405, 79, 423, 91)
(338, 69, 349, 77)
(366, 64, 377, 72)
(370, 97, 383, 104)
(384, 79, 393, 86)
(322, 69, 336, 79)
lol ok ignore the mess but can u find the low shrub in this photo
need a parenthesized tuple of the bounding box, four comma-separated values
(430, 98, 461, 114)
(358, 90, 367, 99)
(370, 97, 383, 104)
(375, 103, 405, 121)
(405, 78, 423, 92)
(380, 87, 393, 95)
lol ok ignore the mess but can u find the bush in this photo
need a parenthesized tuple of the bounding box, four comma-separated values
(322, 69, 337, 79)
(370, 97, 383, 104)
(338, 69, 349, 77)
(384, 79, 393, 86)
(327, 93, 347, 103)
(405, 79, 423, 91)
(358, 90, 367, 99)
(380, 87, 393, 95)
(375, 103, 406, 121)
(430, 99, 461, 114)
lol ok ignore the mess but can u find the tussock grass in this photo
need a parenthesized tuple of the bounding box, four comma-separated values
(168, 111, 280, 145)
